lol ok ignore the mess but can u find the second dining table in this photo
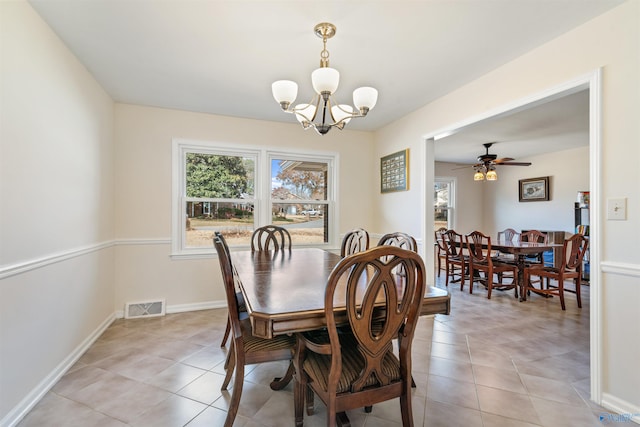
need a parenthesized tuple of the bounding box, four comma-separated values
(232, 247, 451, 339)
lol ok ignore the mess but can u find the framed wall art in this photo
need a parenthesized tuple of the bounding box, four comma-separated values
(380, 149, 409, 193)
(519, 176, 550, 202)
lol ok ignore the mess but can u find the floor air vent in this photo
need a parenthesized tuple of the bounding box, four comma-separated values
(124, 300, 165, 319)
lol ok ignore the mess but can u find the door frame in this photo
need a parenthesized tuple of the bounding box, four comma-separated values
(422, 69, 602, 404)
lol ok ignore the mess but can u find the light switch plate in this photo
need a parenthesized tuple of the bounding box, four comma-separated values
(607, 198, 627, 220)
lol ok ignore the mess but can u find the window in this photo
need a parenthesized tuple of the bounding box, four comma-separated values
(434, 177, 455, 230)
(172, 140, 336, 257)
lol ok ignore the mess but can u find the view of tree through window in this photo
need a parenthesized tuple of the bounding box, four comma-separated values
(185, 153, 255, 248)
(271, 159, 329, 245)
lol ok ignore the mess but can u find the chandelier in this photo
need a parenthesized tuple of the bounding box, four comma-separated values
(271, 23, 378, 135)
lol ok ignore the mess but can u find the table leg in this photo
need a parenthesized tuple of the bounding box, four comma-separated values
(517, 255, 526, 302)
(269, 361, 295, 390)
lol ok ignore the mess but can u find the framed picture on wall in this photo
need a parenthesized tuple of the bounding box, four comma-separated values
(380, 149, 409, 193)
(519, 176, 550, 202)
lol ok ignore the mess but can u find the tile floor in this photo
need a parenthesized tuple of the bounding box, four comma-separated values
(17, 277, 607, 427)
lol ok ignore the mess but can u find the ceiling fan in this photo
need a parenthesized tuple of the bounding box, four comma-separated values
(455, 143, 531, 180)
(456, 142, 532, 169)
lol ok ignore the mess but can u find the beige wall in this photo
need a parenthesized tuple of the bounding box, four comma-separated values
(375, 0, 639, 414)
(113, 103, 376, 311)
(0, 1, 115, 422)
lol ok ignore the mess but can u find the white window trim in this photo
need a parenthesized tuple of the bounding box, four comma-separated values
(435, 176, 456, 230)
(171, 138, 339, 259)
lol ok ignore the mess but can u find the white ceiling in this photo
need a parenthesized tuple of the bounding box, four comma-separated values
(29, 0, 617, 157)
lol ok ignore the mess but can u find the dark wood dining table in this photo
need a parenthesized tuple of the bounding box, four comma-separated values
(491, 240, 557, 301)
(232, 248, 451, 339)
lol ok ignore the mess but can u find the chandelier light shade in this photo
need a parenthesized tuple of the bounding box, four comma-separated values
(271, 22, 378, 135)
(474, 169, 485, 181)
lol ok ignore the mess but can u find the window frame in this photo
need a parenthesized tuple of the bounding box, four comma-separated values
(434, 176, 456, 230)
(172, 139, 338, 259)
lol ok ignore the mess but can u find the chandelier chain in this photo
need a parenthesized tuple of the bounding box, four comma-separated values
(320, 36, 330, 68)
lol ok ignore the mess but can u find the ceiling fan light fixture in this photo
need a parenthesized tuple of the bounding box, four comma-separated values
(272, 22, 377, 135)
(474, 169, 485, 181)
(486, 167, 498, 181)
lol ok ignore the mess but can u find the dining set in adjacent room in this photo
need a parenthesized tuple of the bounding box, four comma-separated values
(434, 227, 589, 309)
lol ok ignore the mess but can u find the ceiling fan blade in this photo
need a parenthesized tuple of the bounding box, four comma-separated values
(493, 157, 515, 164)
(452, 164, 475, 170)
(498, 162, 532, 166)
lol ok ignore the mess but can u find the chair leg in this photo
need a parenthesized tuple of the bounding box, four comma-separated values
(486, 271, 493, 299)
(576, 277, 582, 308)
(220, 317, 231, 347)
(305, 385, 314, 416)
(222, 341, 235, 390)
(223, 357, 245, 427)
(559, 280, 566, 310)
(294, 372, 305, 427)
(399, 384, 414, 427)
(364, 405, 373, 413)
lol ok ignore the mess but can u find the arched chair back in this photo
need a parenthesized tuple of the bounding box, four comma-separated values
(520, 230, 547, 244)
(293, 245, 425, 427)
(497, 228, 518, 242)
(377, 231, 418, 252)
(340, 228, 370, 257)
(520, 229, 548, 265)
(251, 225, 292, 251)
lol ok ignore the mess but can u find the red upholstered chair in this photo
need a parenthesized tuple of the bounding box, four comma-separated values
(214, 232, 296, 427)
(524, 233, 589, 310)
(465, 231, 519, 299)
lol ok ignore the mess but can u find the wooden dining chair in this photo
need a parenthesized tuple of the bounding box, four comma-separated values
(443, 229, 467, 288)
(251, 224, 292, 251)
(520, 229, 548, 265)
(434, 227, 448, 278)
(494, 228, 519, 277)
(340, 228, 370, 257)
(524, 233, 589, 310)
(465, 231, 519, 299)
(221, 224, 292, 347)
(293, 245, 425, 427)
(213, 232, 296, 427)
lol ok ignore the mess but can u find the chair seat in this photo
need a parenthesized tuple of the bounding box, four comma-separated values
(240, 319, 295, 353)
(303, 338, 401, 394)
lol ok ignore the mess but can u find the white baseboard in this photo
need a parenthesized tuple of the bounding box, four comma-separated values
(1, 313, 116, 427)
(601, 392, 640, 425)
